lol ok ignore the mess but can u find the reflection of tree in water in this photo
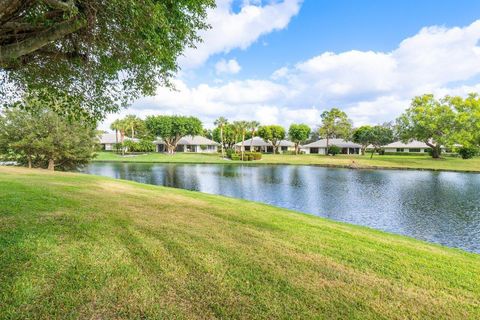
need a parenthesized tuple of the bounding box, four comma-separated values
(261, 166, 283, 185)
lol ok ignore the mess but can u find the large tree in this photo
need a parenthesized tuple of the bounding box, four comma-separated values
(0, 107, 97, 170)
(352, 126, 373, 156)
(258, 125, 285, 154)
(212, 123, 237, 150)
(396, 94, 456, 158)
(0, 0, 214, 122)
(318, 108, 352, 152)
(444, 94, 480, 149)
(145, 115, 202, 154)
(288, 124, 311, 154)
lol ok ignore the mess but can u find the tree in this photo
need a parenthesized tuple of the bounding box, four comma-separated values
(258, 125, 285, 154)
(109, 118, 128, 155)
(368, 126, 394, 158)
(352, 126, 374, 155)
(233, 121, 249, 160)
(145, 115, 202, 154)
(212, 124, 237, 150)
(247, 121, 261, 150)
(214, 117, 228, 158)
(396, 95, 456, 158)
(1, 0, 215, 122)
(318, 108, 352, 153)
(288, 124, 311, 154)
(444, 94, 480, 149)
(122, 115, 144, 139)
(0, 108, 97, 171)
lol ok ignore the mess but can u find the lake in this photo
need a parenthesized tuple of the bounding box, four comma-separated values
(82, 162, 480, 253)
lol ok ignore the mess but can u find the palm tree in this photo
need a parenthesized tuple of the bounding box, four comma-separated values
(123, 114, 142, 138)
(248, 120, 260, 151)
(110, 119, 127, 155)
(233, 121, 249, 161)
(110, 119, 121, 152)
(214, 117, 228, 158)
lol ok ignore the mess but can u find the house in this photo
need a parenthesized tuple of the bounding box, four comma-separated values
(154, 135, 219, 153)
(381, 140, 445, 154)
(98, 133, 137, 151)
(234, 137, 296, 153)
(302, 139, 361, 155)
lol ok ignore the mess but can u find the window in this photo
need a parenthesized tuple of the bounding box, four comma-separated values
(396, 148, 404, 152)
(281, 146, 288, 151)
(409, 148, 421, 153)
(424, 149, 430, 152)
(310, 148, 319, 154)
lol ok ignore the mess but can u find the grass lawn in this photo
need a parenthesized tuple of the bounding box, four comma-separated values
(94, 151, 480, 172)
(1, 166, 479, 319)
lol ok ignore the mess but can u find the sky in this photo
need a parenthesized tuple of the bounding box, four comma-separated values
(101, 0, 480, 131)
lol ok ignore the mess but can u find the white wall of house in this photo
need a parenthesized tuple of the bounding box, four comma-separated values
(384, 147, 430, 153)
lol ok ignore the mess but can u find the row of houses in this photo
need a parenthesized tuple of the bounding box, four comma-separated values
(99, 133, 444, 155)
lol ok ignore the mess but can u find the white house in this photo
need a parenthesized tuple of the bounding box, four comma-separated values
(302, 139, 362, 155)
(382, 140, 443, 154)
(98, 133, 137, 151)
(154, 135, 219, 153)
(234, 137, 296, 153)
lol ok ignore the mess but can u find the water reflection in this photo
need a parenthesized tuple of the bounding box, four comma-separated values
(82, 163, 480, 253)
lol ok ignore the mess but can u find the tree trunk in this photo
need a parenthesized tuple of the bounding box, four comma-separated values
(241, 133, 245, 161)
(27, 156, 32, 169)
(326, 136, 330, 155)
(295, 143, 299, 155)
(370, 148, 375, 159)
(131, 126, 134, 139)
(220, 127, 224, 158)
(361, 146, 366, 156)
(47, 159, 54, 171)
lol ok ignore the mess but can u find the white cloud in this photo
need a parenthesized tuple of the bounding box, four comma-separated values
(179, 0, 302, 68)
(101, 20, 480, 131)
(215, 59, 242, 75)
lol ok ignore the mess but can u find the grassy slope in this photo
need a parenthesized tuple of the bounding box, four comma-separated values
(94, 152, 480, 172)
(0, 167, 479, 319)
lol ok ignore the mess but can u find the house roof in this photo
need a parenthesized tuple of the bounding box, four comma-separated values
(383, 140, 433, 149)
(234, 137, 295, 147)
(98, 133, 137, 144)
(154, 135, 219, 146)
(302, 139, 361, 148)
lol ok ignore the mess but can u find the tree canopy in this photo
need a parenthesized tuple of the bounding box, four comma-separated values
(288, 124, 311, 154)
(396, 94, 456, 158)
(258, 125, 285, 154)
(0, 0, 215, 122)
(0, 107, 97, 170)
(145, 115, 202, 154)
(318, 108, 352, 149)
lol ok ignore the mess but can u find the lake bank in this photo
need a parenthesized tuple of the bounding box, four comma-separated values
(82, 162, 480, 252)
(1, 166, 479, 319)
(93, 152, 480, 173)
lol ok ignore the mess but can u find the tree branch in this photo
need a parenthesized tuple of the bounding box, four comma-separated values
(43, 0, 76, 12)
(0, 16, 86, 63)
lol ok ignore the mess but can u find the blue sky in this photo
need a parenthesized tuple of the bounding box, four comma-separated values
(103, 0, 480, 129)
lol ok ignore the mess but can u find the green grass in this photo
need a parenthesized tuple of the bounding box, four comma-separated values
(0, 167, 479, 319)
(94, 151, 480, 172)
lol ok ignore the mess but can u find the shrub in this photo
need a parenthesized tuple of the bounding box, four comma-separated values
(253, 152, 262, 160)
(231, 154, 240, 161)
(458, 146, 478, 159)
(200, 145, 207, 151)
(328, 145, 341, 156)
(226, 149, 235, 158)
(137, 139, 155, 152)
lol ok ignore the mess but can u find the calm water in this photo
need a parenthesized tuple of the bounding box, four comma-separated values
(82, 162, 480, 253)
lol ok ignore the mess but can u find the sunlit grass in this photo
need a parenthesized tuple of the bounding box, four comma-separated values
(0, 166, 479, 319)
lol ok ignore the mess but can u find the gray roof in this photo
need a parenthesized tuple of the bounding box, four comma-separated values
(302, 139, 361, 148)
(155, 135, 219, 146)
(235, 137, 295, 147)
(99, 133, 137, 144)
(383, 140, 435, 148)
